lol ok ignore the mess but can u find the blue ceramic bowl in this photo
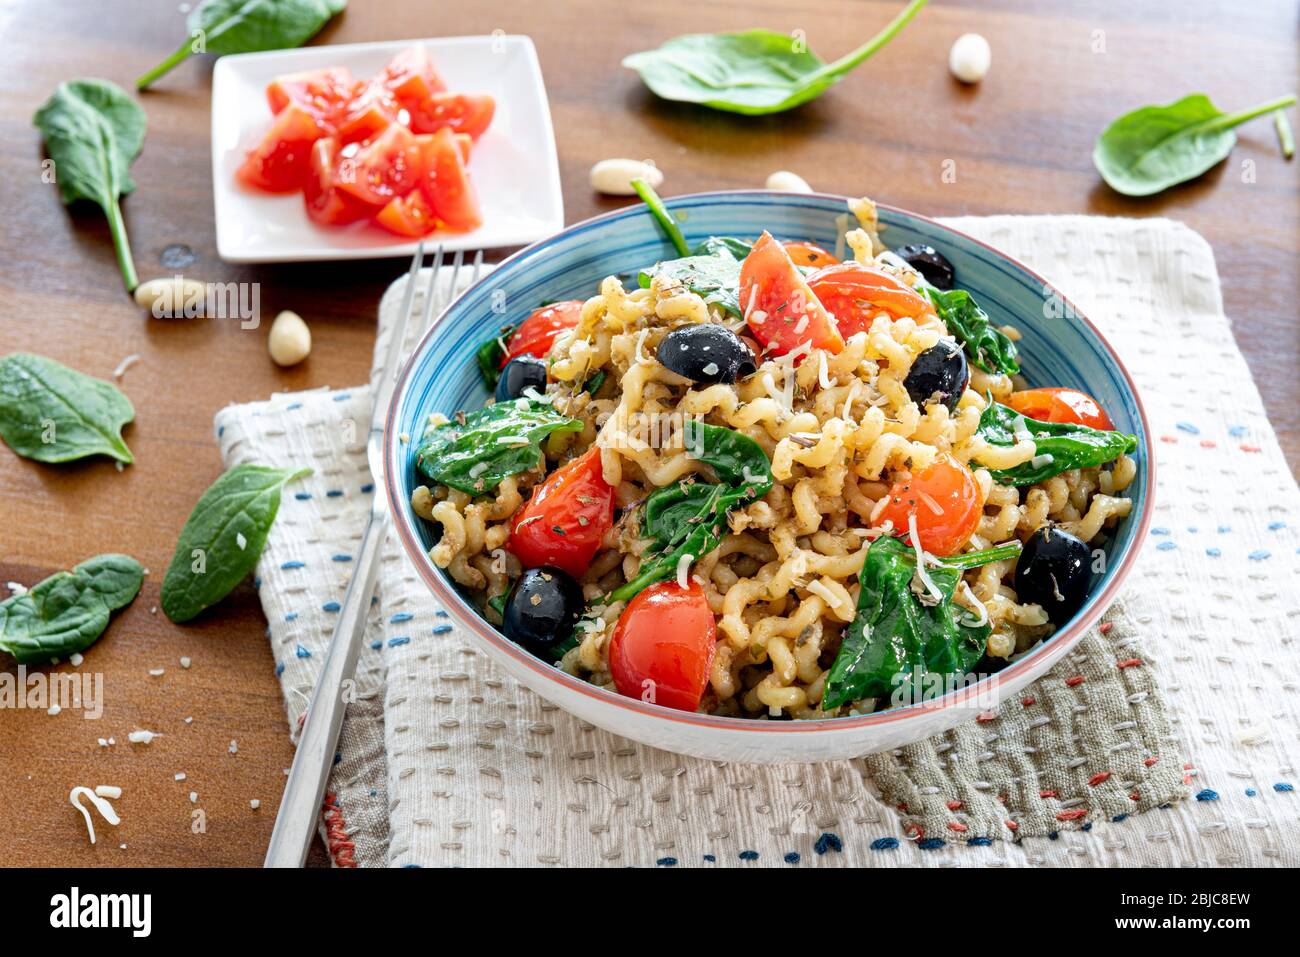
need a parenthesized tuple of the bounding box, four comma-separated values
(385, 191, 1154, 763)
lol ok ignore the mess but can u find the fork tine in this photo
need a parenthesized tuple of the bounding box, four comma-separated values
(417, 244, 445, 337)
(469, 248, 484, 285)
(379, 241, 425, 383)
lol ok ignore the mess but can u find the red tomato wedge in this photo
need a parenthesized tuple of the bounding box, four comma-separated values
(375, 189, 437, 237)
(376, 45, 447, 101)
(501, 301, 583, 367)
(334, 122, 421, 207)
(335, 81, 400, 144)
(266, 67, 354, 126)
(414, 127, 482, 231)
(609, 580, 716, 712)
(236, 102, 328, 193)
(782, 240, 839, 268)
(874, 454, 981, 557)
(739, 231, 843, 357)
(807, 262, 935, 337)
(407, 92, 496, 138)
(1005, 388, 1114, 431)
(304, 138, 381, 226)
(507, 447, 615, 578)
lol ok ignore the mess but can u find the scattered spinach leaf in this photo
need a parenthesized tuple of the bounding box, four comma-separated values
(821, 536, 988, 710)
(692, 236, 753, 259)
(137, 0, 348, 89)
(33, 78, 146, 292)
(0, 353, 135, 465)
(934, 540, 1022, 571)
(631, 177, 690, 256)
(974, 396, 1137, 486)
(621, 0, 927, 115)
(923, 287, 1019, 376)
(0, 554, 144, 664)
(582, 369, 607, 395)
(475, 323, 518, 390)
(607, 421, 772, 603)
(415, 400, 581, 496)
(161, 464, 311, 623)
(1094, 92, 1297, 196)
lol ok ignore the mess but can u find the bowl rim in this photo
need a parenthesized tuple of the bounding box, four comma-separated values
(384, 189, 1156, 734)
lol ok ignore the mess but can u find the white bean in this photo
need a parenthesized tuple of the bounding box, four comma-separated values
(765, 170, 812, 193)
(268, 310, 312, 367)
(949, 33, 991, 84)
(590, 158, 662, 195)
(133, 276, 207, 317)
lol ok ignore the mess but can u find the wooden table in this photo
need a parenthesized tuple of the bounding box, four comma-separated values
(1, 0, 1295, 867)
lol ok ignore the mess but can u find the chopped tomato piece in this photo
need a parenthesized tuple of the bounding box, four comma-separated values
(376, 45, 447, 101)
(507, 448, 615, 578)
(335, 79, 399, 144)
(874, 454, 981, 557)
(609, 580, 716, 712)
(303, 138, 381, 226)
(739, 231, 843, 358)
(782, 240, 839, 268)
(334, 122, 421, 207)
(807, 262, 935, 337)
(1006, 388, 1114, 431)
(375, 189, 436, 237)
(412, 127, 482, 231)
(407, 92, 495, 138)
(501, 301, 583, 367)
(236, 102, 328, 193)
(266, 67, 354, 126)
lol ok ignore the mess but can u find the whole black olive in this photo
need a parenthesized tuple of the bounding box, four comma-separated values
(495, 356, 549, 402)
(904, 340, 968, 411)
(896, 243, 955, 290)
(657, 324, 757, 385)
(501, 566, 584, 655)
(1014, 526, 1093, 625)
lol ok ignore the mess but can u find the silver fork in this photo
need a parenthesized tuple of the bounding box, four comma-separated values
(265, 243, 483, 868)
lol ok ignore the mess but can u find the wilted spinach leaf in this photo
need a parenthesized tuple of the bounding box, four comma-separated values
(415, 400, 581, 495)
(821, 536, 988, 710)
(475, 323, 518, 390)
(638, 245, 745, 318)
(974, 397, 1137, 486)
(923, 287, 1019, 376)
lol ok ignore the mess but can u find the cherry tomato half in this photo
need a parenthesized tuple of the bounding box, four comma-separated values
(1005, 388, 1114, 431)
(874, 454, 981, 557)
(507, 447, 615, 578)
(782, 240, 839, 268)
(739, 231, 844, 358)
(501, 300, 583, 367)
(807, 261, 935, 338)
(609, 580, 716, 712)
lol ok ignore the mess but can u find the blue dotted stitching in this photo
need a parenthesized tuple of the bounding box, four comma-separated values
(281, 560, 305, 570)
(1156, 541, 1177, 551)
(917, 838, 945, 850)
(1275, 782, 1294, 792)
(783, 852, 800, 864)
(1195, 789, 1219, 801)
(738, 850, 759, 861)
(870, 837, 899, 850)
(813, 832, 842, 855)
(295, 644, 311, 658)
(432, 624, 453, 635)
(1176, 422, 1199, 434)
(284, 612, 298, 622)
(388, 636, 410, 648)
(390, 612, 414, 623)
(322, 601, 341, 612)
(1248, 549, 1270, 561)
(331, 554, 352, 562)
(968, 836, 993, 846)
(657, 857, 677, 866)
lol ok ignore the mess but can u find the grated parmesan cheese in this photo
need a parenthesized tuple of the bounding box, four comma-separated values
(908, 514, 944, 603)
(69, 786, 119, 845)
(127, 730, 159, 744)
(635, 328, 652, 365)
(676, 553, 694, 589)
(807, 579, 844, 610)
(94, 785, 122, 799)
(112, 353, 141, 379)
(1030, 453, 1054, 470)
(917, 490, 944, 516)
(956, 580, 990, 628)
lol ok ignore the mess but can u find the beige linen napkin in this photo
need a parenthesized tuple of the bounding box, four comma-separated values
(215, 216, 1299, 867)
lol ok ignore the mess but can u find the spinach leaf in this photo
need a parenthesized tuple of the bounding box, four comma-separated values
(638, 245, 745, 318)
(934, 540, 1022, 570)
(137, 0, 348, 88)
(621, 0, 927, 115)
(821, 536, 988, 710)
(0, 554, 144, 664)
(973, 397, 1137, 487)
(475, 323, 518, 390)
(923, 287, 1019, 376)
(631, 177, 690, 257)
(415, 400, 581, 495)
(693, 236, 753, 259)
(1094, 92, 1297, 196)
(582, 369, 607, 395)
(607, 421, 772, 603)
(161, 464, 311, 623)
(33, 78, 146, 292)
(0, 353, 135, 465)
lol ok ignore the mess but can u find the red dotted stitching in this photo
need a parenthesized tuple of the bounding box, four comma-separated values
(946, 800, 963, 810)
(1065, 674, 1086, 687)
(1241, 444, 1261, 453)
(1088, 771, 1112, 787)
(1143, 757, 1158, 767)
(1040, 789, 1058, 799)
(1116, 657, 1144, 669)
(947, 822, 968, 833)
(975, 711, 997, 723)
(1098, 621, 1114, 635)
(321, 790, 357, 869)
(1056, 809, 1088, 822)
(1021, 696, 1035, 707)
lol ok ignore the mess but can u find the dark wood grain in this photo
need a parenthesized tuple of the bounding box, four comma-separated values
(1, 0, 1295, 867)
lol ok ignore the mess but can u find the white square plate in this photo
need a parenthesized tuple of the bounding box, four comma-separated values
(211, 36, 563, 263)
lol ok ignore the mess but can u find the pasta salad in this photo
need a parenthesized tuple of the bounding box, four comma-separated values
(409, 191, 1138, 719)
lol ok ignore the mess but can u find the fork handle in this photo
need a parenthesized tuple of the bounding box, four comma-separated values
(264, 510, 388, 868)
